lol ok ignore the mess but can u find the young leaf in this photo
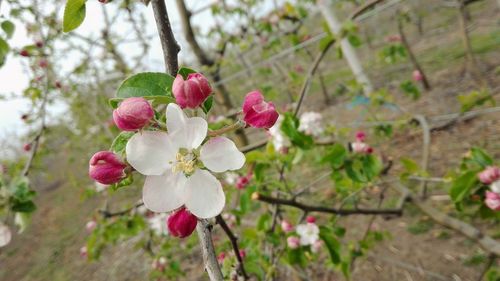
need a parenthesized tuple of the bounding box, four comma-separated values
(449, 170, 479, 204)
(116, 72, 175, 98)
(319, 226, 341, 264)
(1, 20, 15, 38)
(201, 96, 214, 114)
(177, 67, 197, 79)
(470, 147, 493, 168)
(110, 132, 135, 154)
(63, 0, 87, 33)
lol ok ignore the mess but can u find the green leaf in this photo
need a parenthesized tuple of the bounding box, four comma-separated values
(63, 0, 87, 33)
(449, 170, 479, 204)
(110, 132, 134, 154)
(319, 226, 341, 264)
(11, 200, 36, 213)
(177, 67, 197, 79)
(1, 20, 15, 38)
(400, 80, 420, 100)
(321, 144, 346, 168)
(116, 72, 175, 98)
(287, 248, 307, 267)
(470, 147, 493, 168)
(201, 95, 214, 114)
(112, 173, 134, 190)
(281, 113, 313, 149)
(0, 37, 9, 66)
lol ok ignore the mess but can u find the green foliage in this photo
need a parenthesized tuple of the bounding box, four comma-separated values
(9, 177, 37, 213)
(201, 96, 214, 114)
(177, 66, 196, 79)
(110, 131, 134, 155)
(345, 154, 382, 183)
(321, 144, 346, 169)
(1, 20, 15, 39)
(63, 0, 87, 33)
(281, 113, 313, 149)
(116, 72, 175, 98)
(319, 226, 341, 265)
(379, 44, 406, 64)
(458, 89, 494, 112)
(400, 80, 420, 100)
(0, 37, 9, 66)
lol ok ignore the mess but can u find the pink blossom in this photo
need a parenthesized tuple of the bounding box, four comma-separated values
(217, 252, 226, 263)
(172, 73, 212, 109)
(385, 34, 401, 43)
(485, 191, 500, 211)
(80, 246, 88, 258)
(85, 220, 97, 233)
(239, 249, 246, 259)
(88, 151, 127, 185)
(113, 97, 154, 131)
(23, 143, 31, 152)
(311, 240, 323, 253)
(351, 141, 373, 154)
(287, 236, 300, 249)
(242, 91, 279, 129)
(355, 131, 366, 142)
(236, 175, 251, 190)
(38, 59, 48, 68)
(281, 220, 293, 232)
(306, 216, 316, 223)
(412, 70, 423, 82)
(478, 166, 500, 185)
(167, 207, 198, 238)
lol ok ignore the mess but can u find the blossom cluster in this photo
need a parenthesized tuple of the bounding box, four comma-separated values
(281, 216, 322, 253)
(351, 131, 373, 154)
(88, 72, 279, 238)
(478, 166, 500, 211)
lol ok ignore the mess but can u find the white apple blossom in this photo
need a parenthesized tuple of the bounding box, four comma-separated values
(0, 222, 12, 247)
(298, 111, 324, 137)
(491, 180, 500, 194)
(268, 115, 291, 151)
(126, 103, 245, 219)
(224, 172, 239, 185)
(296, 222, 319, 246)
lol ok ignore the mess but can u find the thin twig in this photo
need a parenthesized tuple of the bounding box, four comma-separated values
(253, 193, 403, 216)
(216, 215, 249, 280)
(151, 0, 180, 76)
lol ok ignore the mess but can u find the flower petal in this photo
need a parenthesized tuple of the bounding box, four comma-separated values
(143, 171, 187, 213)
(166, 103, 207, 149)
(184, 169, 225, 218)
(126, 131, 177, 175)
(200, 137, 245, 173)
(166, 103, 187, 133)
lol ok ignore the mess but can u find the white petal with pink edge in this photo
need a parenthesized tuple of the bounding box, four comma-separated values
(199, 137, 245, 173)
(184, 169, 225, 219)
(126, 131, 177, 176)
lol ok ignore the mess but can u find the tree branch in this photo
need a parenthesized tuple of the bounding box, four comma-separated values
(252, 193, 403, 216)
(216, 215, 249, 280)
(151, 0, 180, 76)
(197, 219, 224, 281)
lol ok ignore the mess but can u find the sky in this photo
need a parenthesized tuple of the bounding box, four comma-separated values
(0, 0, 217, 140)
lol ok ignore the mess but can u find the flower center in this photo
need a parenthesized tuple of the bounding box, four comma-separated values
(172, 149, 198, 176)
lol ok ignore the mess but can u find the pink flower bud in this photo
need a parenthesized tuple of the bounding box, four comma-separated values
(80, 246, 88, 258)
(38, 59, 48, 68)
(385, 34, 401, 43)
(355, 131, 366, 142)
(281, 220, 293, 232)
(485, 191, 500, 211)
(54, 81, 62, 89)
(217, 252, 226, 263)
(113, 97, 154, 131)
(239, 249, 246, 259)
(85, 220, 97, 233)
(478, 166, 500, 185)
(242, 91, 279, 129)
(88, 151, 127, 185)
(35, 41, 44, 48)
(412, 70, 423, 82)
(351, 141, 373, 154)
(23, 143, 31, 152)
(287, 236, 300, 249)
(306, 216, 316, 223)
(236, 175, 250, 190)
(167, 207, 198, 238)
(172, 73, 212, 109)
(19, 50, 30, 57)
